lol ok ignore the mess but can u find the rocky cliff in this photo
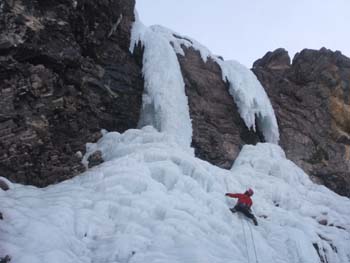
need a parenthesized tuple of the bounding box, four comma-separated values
(0, 0, 143, 186)
(1, 1, 349, 198)
(253, 48, 350, 197)
(176, 45, 350, 197)
(177, 47, 261, 169)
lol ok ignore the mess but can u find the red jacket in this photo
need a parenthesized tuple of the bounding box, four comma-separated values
(226, 193, 253, 208)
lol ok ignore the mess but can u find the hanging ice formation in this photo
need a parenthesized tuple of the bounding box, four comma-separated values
(130, 15, 279, 145)
(129, 12, 193, 150)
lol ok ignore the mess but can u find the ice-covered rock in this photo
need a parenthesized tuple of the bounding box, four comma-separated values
(253, 48, 350, 197)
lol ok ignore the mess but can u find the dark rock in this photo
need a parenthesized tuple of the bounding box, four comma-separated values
(313, 243, 327, 263)
(0, 0, 143, 187)
(0, 179, 9, 191)
(87, 150, 103, 168)
(0, 255, 10, 263)
(0, 212, 3, 220)
(318, 219, 328, 226)
(178, 47, 261, 168)
(253, 48, 291, 70)
(253, 48, 350, 197)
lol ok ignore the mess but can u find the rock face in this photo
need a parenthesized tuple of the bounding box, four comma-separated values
(0, 178, 9, 191)
(87, 150, 103, 169)
(178, 47, 261, 168)
(0, 0, 143, 186)
(253, 48, 350, 197)
(2, 1, 349, 199)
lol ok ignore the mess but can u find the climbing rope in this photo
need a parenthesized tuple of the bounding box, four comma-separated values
(247, 221, 259, 263)
(240, 215, 251, 263)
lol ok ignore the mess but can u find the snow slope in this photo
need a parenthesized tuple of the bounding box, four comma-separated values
(1, 127, 349, 263)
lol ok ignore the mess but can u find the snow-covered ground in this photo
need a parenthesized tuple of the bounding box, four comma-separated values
(1, 127, 350, 263)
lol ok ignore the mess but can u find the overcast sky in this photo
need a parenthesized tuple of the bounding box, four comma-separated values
(136, 0, 350, 67)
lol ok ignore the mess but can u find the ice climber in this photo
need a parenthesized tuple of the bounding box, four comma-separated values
(225, 188, 258, 225)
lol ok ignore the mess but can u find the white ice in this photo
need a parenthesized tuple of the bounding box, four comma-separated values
(130, 12, 193, 150)
(147, 25, 279, 144)
(130, 11, 279, 145)
(1, 127, 349, 263)
(214, 59, 279, 143)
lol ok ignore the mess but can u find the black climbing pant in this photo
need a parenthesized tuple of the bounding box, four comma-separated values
(231, 203, 258, 225)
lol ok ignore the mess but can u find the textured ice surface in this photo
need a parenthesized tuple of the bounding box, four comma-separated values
(1, 127, 349, 263)
(145, 25, 279, 144)
(130, 13, 192, 150)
